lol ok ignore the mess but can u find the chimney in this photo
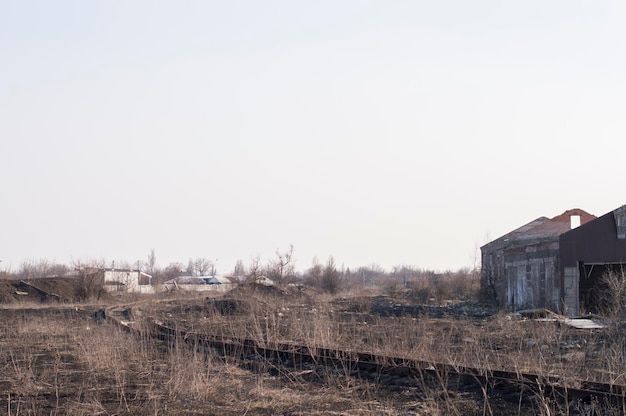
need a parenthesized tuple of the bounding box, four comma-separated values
(570, 214, 581, 229)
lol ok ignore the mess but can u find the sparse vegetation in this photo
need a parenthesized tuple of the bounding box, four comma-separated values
(595, 267, 626, 319)
(0, 287, 620, 415)
(0, 254, 620, 415)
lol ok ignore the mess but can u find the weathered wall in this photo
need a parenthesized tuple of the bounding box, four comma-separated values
(561, 208, 626, 267)
(560, 207, 626, 315)
(481, 248, 505, 305)
(104, 270, 141, 292)
(482, 239, 561, 311)
(503, 243, 560, 311)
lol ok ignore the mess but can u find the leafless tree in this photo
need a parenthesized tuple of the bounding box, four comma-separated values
(164, 263, 184, 281)
(0, 260, 9, 279)
(303, 257, 323, 287)
(146, 249, 157, 275)
(19, 258, 52, 279)
(354, 264, 385, 286)
(72, 259, 106, 301)
(193, 257, 214, 276)
(320, 256, 341, 294)
(48, 263, 70, 277)
(16, 258, 71, 279)
(596, 267, 626, 318)
(186, 259, 195, 275)
(266, 245, 296, 285)
(233, 259, 246, 281)
(113, 260, 134, 271)
(245, 255, 263, 285)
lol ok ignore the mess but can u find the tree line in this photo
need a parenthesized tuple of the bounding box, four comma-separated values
(0, 245, 481, 301)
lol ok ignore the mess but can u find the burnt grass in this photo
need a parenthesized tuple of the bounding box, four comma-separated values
(0, 289, 623, 415)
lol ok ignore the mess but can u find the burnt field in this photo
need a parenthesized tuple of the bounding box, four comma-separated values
(1, 286, 624, 415)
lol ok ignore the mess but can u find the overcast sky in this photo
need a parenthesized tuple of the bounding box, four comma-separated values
(1, 1, 625, 274)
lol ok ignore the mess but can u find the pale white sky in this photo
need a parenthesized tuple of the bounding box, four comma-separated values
(1, 1, 625, 273)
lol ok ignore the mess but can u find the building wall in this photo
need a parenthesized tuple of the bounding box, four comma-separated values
(482, 207, 626, 316)
(560, 208, 626, 267)
(482, 239, 561, 311)
(560, 207, 626, 315)
(481, 248, 505, 306)
(503, 242, 560, 311)
(103, 270, 153, 293)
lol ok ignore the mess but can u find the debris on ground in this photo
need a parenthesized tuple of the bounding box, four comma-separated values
(510, 308, 608, 329)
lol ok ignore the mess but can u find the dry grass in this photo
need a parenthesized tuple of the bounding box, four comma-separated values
(1, 286, 624, 415)
(151, 289, 626, 415)
(0, 304, 429, 415)
(158, 291, 621, 385)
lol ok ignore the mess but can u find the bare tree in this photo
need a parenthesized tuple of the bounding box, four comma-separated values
(146, 249, 157, 275)
(18, 259, 38, 279)
(233, 259, 246, 281)
(303, 257, 323, 287)
(113, 260, 134, 271)
(184, 259, 193, 275)
(193, 257, 213, 276)
(72, 259, 106, 301)
(19, 258, 53, 279)
(164, 263, 184, 281)
(16, 258, 70, 279)
(355, 264, 385, 286)
(266, 245, 296, 285)
(245, 255, 263, 285)
(596, 267, 626, 318)
(48, 263, 70, 277)
(320, 256, 341, 294)
(0, 260, 9, 279)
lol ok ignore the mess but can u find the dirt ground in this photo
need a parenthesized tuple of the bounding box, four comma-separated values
(0, 285, 621, 415)
(0, 304, 485, 415)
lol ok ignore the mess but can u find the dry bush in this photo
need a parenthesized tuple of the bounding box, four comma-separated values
(405, 271, 480, 305)
(595, 267, 626, 318)
(409, 278, 435, 304)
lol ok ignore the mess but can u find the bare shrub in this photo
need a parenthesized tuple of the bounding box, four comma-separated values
(406, 270, 480, 305)
(446, 268, 480, 301)
(266, 245, 296, 285)
(320, 256, 341, 294)
(595, 267, 626, 318)
(71, 260, 106, 301)
(409, 278, 434, 304)
(382, 275, 403, 298)
(18, 258, 69, 279)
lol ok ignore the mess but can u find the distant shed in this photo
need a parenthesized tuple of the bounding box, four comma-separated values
(207, 276, 232, 284)
(162, 275, 236, 293)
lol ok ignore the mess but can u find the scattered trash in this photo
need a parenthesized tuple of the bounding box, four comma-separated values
(509, 308, 607, 329)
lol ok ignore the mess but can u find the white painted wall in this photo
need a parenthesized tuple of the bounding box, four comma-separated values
(103, 269, 153, 293)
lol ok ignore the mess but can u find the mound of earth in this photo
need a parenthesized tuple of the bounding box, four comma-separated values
(0, 277, 92, 303)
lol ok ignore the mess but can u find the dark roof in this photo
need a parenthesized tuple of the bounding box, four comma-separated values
(520, 220, 572, 239)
